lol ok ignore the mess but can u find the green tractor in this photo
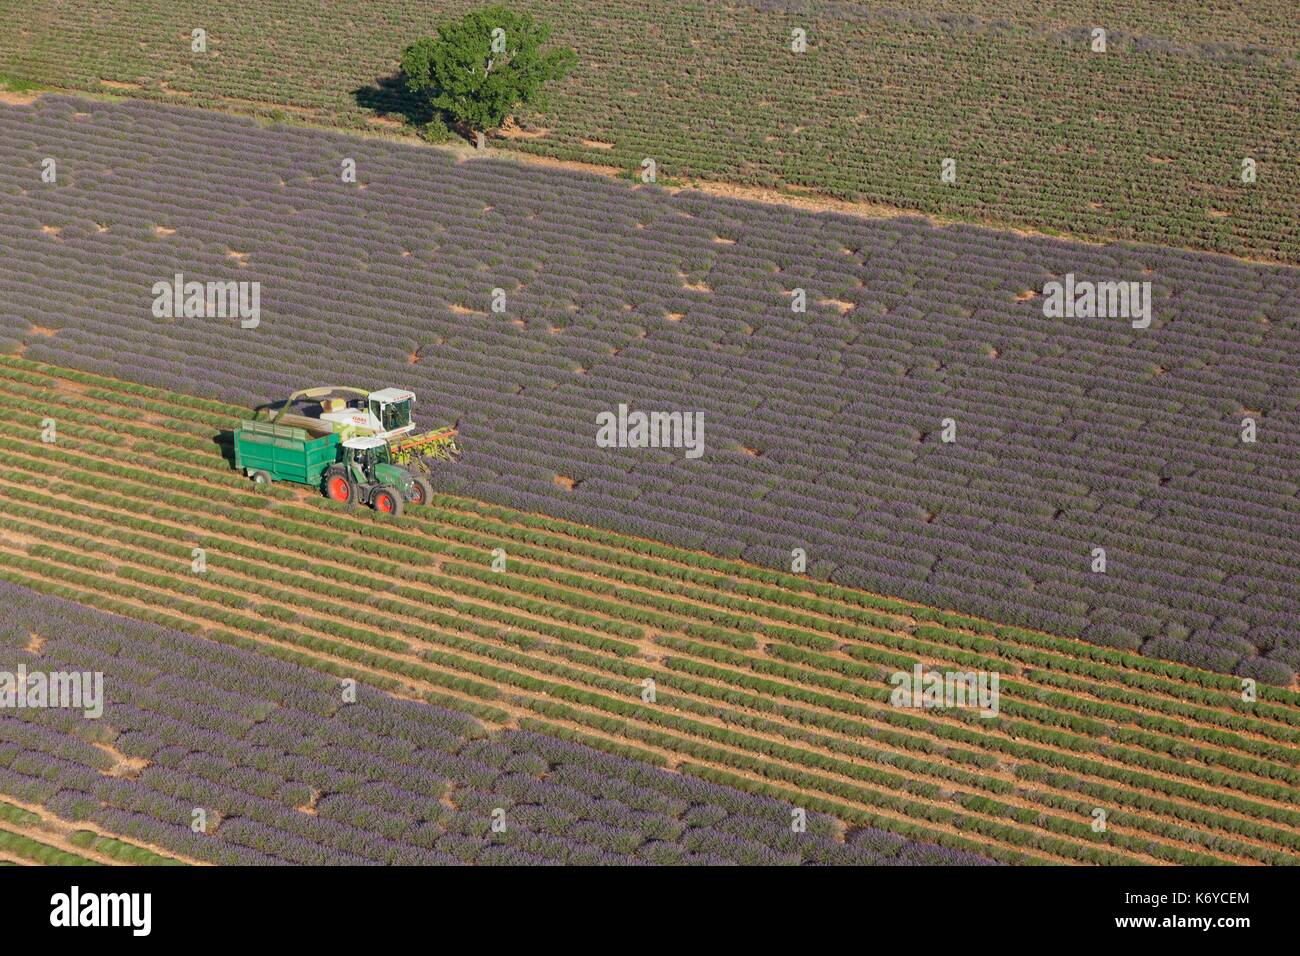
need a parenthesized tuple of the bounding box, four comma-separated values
(321, 435, 433, 514)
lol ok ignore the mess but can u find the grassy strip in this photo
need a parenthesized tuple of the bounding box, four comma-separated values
(0, 828, 99, 865)
(67, 831, 188, 866)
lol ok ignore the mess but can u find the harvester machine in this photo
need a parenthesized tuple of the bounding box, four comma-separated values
(259, 385, 459, 475)
(234, 384, 459, 510)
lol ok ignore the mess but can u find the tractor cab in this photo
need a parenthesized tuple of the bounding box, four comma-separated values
(341, 436, 406, 488)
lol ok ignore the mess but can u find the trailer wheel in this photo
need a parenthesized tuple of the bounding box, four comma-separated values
(372, 486, 403, 516)
(251, 470, 273, 487)
(407, 476, 433, 506)
(324, 471, 357, 506)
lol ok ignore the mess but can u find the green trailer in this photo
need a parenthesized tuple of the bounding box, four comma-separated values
(234, 419, 340, 488)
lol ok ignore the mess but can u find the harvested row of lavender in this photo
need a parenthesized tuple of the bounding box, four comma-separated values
(0, 582, 992, 865)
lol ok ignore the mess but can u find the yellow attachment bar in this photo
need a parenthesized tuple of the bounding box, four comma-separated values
(391, 427, 460, 463)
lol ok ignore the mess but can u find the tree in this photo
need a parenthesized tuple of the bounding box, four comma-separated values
(401, 6, 576, 138)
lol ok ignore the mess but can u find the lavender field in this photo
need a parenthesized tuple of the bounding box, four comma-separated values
(0, 96, 1296, 680)
(0, 582, 989, 865)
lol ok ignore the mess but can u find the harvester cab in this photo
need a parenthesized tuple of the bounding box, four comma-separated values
(314, 387, 415, 441)
(366, 388, 415, 436)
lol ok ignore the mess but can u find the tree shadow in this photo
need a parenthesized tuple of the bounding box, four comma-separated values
(352, 73, 435, 128)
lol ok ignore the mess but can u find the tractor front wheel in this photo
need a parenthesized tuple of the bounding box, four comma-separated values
(407, 476, 434, 506)
(372, 486, 404, 516)
(324, 471, 357, 507)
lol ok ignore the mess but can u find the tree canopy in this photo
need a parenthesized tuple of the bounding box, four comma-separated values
(401, 6, 576, 135)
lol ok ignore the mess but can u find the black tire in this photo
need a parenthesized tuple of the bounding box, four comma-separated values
(407, 476, 434, 506)
(372, 486, 404, 516)
(251, 470, 272, 487)
(324, 469, 357, 508)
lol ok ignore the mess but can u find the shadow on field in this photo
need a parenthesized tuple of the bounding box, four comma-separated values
(214, 431, 237, 470)
(352, 74, 435, 128)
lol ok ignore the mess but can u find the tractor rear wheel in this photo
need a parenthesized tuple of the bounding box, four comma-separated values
(407, 476, 434, 506)
(251, 470, 272, 487)
(324, 470, 357, 507)
(372, 486, 404, 516)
